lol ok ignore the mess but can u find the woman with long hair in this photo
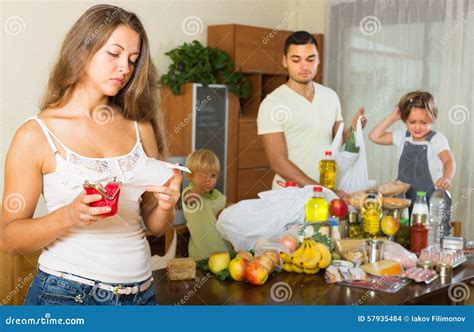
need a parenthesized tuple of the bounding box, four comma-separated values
(1, 4, 181, 305)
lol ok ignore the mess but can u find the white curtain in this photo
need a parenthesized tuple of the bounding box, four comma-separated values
(326, 0, 473, 239)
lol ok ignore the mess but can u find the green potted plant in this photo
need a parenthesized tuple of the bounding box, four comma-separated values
(160, 40, 249, 99)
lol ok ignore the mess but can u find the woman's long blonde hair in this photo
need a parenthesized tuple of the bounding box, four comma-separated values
(40, 4, 167, 158)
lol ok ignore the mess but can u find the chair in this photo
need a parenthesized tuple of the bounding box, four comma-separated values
(149, 229, 177, 271)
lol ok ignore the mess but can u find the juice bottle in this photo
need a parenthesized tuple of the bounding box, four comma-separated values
(305, 186, 329, 222)
(361, 190, 382, 238)
(410, 219, 428, 256)
(319, 151, 337, 190)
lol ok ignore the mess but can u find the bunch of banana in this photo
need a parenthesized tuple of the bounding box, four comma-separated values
(280, 238, 332, 275)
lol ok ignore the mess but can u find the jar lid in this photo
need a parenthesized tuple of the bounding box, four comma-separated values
(400, 218, 409, 225)
(348, 212, 359, 223)
(416, 191, 426, 197)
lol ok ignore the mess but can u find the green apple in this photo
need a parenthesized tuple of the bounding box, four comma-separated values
(208, 252, 231, 274)
(381, 215, 400, 236)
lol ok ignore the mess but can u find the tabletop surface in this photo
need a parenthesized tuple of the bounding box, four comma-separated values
(152, 256, 474, 305)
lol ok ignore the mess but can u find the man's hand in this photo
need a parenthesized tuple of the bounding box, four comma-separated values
(335, 189, 351, 200)
(351, 107, 367, 129)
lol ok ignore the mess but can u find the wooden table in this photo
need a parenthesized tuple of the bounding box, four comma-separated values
(152, 257, 474, 305)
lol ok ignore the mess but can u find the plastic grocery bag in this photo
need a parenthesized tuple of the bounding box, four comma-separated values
(216, 186, 338, 250)
(331, 116, 370, 193)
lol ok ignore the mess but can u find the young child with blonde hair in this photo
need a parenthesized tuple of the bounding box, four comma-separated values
(183, 149, 231, 260)
(369, 91, 455, 203)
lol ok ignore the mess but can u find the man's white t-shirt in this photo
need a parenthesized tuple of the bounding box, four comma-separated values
(392, 129, 450, 184)
(257, 82, 343, 189)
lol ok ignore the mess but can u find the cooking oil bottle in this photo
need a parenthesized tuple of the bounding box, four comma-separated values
(305, 186, 329, 222)
(319, 151, 336, 190)
(361, 190, 383, 238)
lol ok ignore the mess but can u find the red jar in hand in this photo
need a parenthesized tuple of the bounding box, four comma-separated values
(83, 180, 122, 217)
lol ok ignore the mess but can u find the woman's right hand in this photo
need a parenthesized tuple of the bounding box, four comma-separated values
(63, 191, 111, 227)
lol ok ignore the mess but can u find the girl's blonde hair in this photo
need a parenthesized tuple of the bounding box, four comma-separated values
(397, 91, 438, 122)
(186, 149, 220, 176)
(40, 4, 167, 159)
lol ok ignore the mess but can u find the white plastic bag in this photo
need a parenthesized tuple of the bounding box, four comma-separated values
(331, 116, 370, 193)
(216, 186, 338, 250)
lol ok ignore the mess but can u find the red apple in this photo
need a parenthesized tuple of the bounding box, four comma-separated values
(229, 257, 249, 281)
(236, 250, 253, 262)
(254, 255, 274, 273)
(277, 235, 299, 253)
(329, 199, 349, 218)
(244, 261, 269, 286)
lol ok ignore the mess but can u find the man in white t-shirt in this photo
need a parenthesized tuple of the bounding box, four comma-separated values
(257, 31, 366, 191)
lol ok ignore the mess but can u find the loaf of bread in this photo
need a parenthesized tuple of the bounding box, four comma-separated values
(377, 180, 411, 196)
(361, 260, 402, 276)
(167, 258, 196, 281)
(382, 197, 411, 209)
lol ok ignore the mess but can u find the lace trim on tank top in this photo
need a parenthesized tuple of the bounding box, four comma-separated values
(30, 116, 145, 177)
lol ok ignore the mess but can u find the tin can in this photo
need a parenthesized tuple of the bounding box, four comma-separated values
(437, 262, 453, 284)
(437, 262, 452, 276)
(417, 261, 434, 270)
(366, 239, 384, 264)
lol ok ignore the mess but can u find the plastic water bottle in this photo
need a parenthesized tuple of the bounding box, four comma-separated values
(429, 189, 452, 245)
(319, 151, 337, 190)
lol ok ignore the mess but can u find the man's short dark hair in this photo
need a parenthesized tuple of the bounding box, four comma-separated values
(284, 31, 318, 55)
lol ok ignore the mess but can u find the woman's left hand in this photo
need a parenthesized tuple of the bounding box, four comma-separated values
(435, 177, 452, 190)
(146, 169, 182, 211)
